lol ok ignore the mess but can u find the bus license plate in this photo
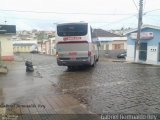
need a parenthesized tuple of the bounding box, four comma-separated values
(69, 52, 77, 60)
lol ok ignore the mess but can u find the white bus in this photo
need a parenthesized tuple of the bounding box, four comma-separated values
(55, 22, 99, 69)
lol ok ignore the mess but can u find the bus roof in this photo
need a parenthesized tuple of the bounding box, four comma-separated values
(57, 22, 88, 26)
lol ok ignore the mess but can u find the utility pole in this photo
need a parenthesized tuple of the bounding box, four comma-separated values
(0, 41, 1, 65)
(135, 0, 143, 62)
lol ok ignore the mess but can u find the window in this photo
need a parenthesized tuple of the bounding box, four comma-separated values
(158, 43, 160, 61)
(139, 42, 147, 61)
(57, 23, 88, 36)
(112, 43, 124, 50)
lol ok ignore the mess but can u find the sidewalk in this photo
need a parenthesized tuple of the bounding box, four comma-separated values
(1, 94, 101, 120)
(99, 57, 126, 62)
(0, 54, 100, 119)
(6, 94, 90, 114)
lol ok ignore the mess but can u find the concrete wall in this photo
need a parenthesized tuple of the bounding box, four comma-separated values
(147, 45, 158, 64)
(0, 35, 14, 61)
(13, 46, 32, 53)
(126, 44, 135, 62)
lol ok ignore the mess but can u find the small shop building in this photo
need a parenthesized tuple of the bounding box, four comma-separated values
(0, 25, 16, 61)
(126, 25, 160, 65)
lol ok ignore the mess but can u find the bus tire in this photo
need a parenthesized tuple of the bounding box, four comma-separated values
(91, 57, 96, 67)
(96, 56, 99, 62)
(67, 66, 73, 70)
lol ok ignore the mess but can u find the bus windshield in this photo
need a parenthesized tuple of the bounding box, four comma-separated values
(57, 23, 88, 36)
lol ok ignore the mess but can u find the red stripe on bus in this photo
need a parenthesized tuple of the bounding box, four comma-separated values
(63, 37, 82, 40)
(57, 41, 88, 44)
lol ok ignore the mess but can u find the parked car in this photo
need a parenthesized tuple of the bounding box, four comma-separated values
(30, 50, 39, 54)
(117, 52, 127, 58)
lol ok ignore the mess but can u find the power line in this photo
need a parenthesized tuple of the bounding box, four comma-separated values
(0, 7, 160, 16)
(1, 6, 160, 30)
(0, 13, 138, 30)
(0, 9, 135, 16)
(132, 0, 139, 11)
(143, 0, 146, 11)
(97, 14, 137, 28)
(1, 8, 160, 16)
(144, 9, 160, 15)
(0, 15, 135, 24)
(0, 16, 57, 21)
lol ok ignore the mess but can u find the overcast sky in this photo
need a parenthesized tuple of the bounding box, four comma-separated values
(0, 0, 160, 30)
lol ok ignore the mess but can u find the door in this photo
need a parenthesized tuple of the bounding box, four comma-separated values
(0, 41, 1, 61)
(158, 43, 160, 61)
(139, 42, 147, 61)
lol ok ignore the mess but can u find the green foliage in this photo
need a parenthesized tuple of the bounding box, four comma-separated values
(37, 32, 48, 41)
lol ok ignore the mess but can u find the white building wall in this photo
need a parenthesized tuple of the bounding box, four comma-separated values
(0, 35, 14, 61)
(124, 41, 127, 50)
(101, 41, 127, 50)
(98, 37, 127, 51)
(12, 40, 38, 53)
(50, 37, 56, 55)
(126, 45, 135, 62)
(108, 43, 112, 50)
(12, 40, 37, 44)
(147, 45, 158, 64)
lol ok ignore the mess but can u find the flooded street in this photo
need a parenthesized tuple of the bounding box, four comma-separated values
(1, 53, 160, 114)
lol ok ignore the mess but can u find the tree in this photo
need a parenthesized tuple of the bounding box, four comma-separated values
(37, 32, 48, 41)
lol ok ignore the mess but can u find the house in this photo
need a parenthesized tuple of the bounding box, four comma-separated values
(93, 29, 127, 57)
(12, 40, 37, 53)
(38, 37, 56, 55)
(43, 40, 50, 55)
(97, 37, 127, 51)
(50, 37, 56, 55)
(0, 25, 16, 61)
(126, 25, 160, 65)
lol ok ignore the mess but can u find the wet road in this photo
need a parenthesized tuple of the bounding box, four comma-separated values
(1, 53, 160, 114)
